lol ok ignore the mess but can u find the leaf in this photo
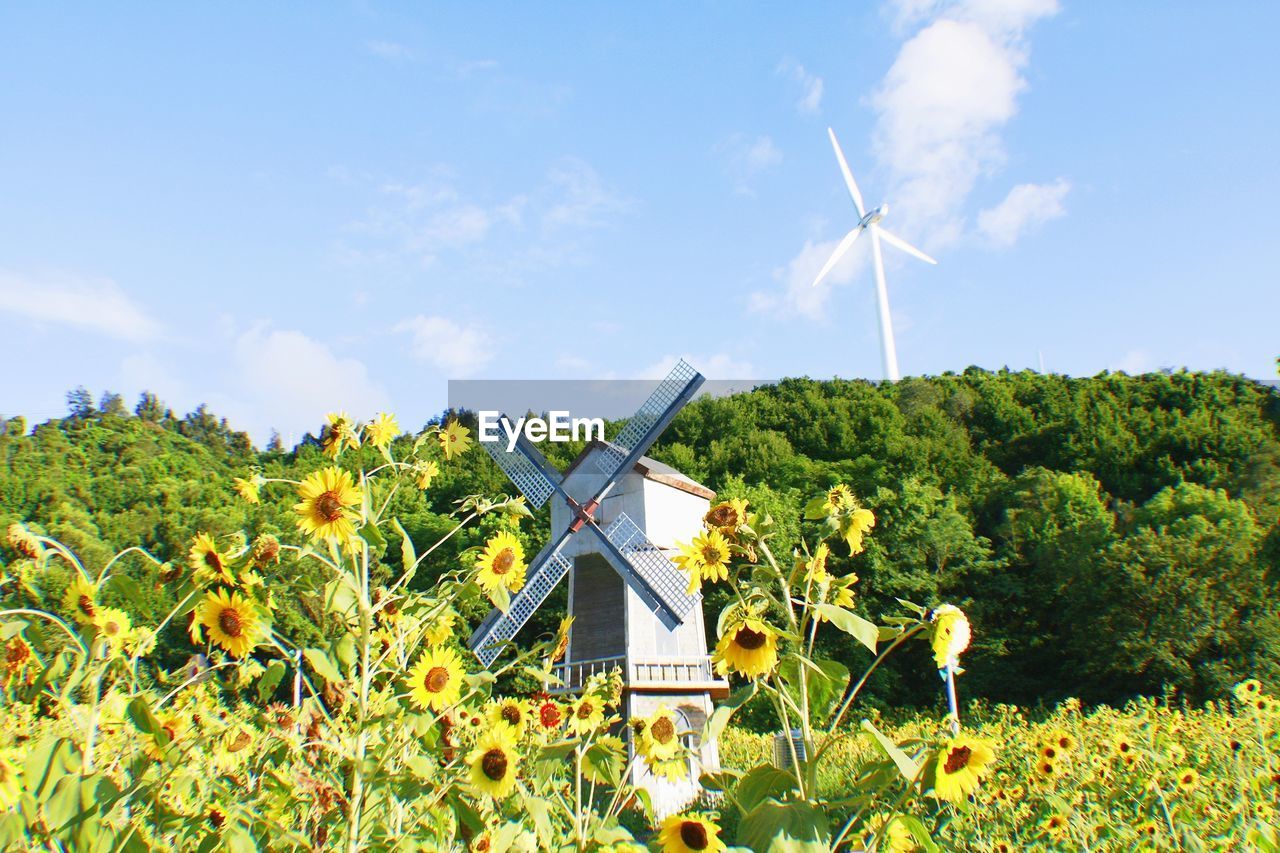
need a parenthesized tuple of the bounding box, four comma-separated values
(895, 598, 928, 617)
(126, 697, 162, 738)
(812, 604, 878, 654)
(698, 769, 742, 792)
(896, 815, 941, 853)
(24, 736, 80, 801)
(733, 766, 797, 814)
(358, 521, 386, 550)
(778, 656, 850, 726)
(521, 794, 555, 850)
(391, 518, 416, 576)
(256, 660, 286, 703)
(334, 634, 356, 670)
(861, 719, 921, 783)
(737, 798, 830, 852)
(704, 682, 756, 743)
(489, 583, 510, 614)
(803, 497, 830, 520)
(303, 648, 342, 685)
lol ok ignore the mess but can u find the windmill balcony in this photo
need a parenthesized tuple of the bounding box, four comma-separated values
(550, 655, 730, 699)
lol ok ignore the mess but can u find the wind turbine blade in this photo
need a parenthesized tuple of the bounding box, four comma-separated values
(811, 226, 864, 288)
(876, 227, 938, 265)
(827, 127, 865, 218)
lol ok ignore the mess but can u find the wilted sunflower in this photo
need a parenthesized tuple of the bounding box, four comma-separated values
(486, 698, 530, 738)
(549, 615, 573, 663)
(196, 589, 262, 658)
(0, 751, 21, 811)
(321, 411, 360, 458)
(657, 814, 726, 853)
(930, 604, 971, 670)
(640, 706, 683, 762)
(6, 522, 42, 559)
(413, 460, 440, 490)
(294, 467, 361, 543)
(566, 691, 606, 736)
(703, 498, 748, 536)
(932, 736, 994, 803)
(475, 531, 527, 595)
(712, 617, 779, 679)
(94, 607, 132, 653)
(62, 576, 100, 624)
(189, 533, 235, 586)
(232, 475, 263, 505)
(438, 420, 472, 461)
(408, 647, 466, 713)
(364, 412, 400, 449)
(467, 728, 520, 799)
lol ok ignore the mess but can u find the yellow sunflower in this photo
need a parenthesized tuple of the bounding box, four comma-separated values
(840, 506, 876, 554)
(805, 541, 831, 583)
(549, 615, 573, 663)
(1175, 767, 1199, 791)
(232, 475, 262, 505)
(467, 728, 520, 799)
(475, 531, 527, 595)
(865, 814, 918, 853)
(829, 574, 858, 610)
(365, 412, 400, 449)
(0, 751, 21, 811)
(932, 736, 995, 803)
(408, 647, 466, 713)
(639, 706, 683, 762)
(94, 607, 132, 653)
(438, 419, 473, 461)
(486, 698, 531, 738)
(676, 528, 732, 593)
(321, 411, 360, 458)
(824, 484, 855, 513)
(930, 604, 971, 670)
(712, 617, 779, 679)
(566, 691, 606, 736)
(294, 467, 362, 543)
(703, 498, 748, 536)
(1234, 679, 1262, 701)
(413, 460, 440, 490)
(7, 522, 42, 559)
(195, 589, 263, 658)
(657, 814, 726, 853)
(189, 533, 235, 586)
(423, 607, 458, 647)
(62, 576, 100, 624)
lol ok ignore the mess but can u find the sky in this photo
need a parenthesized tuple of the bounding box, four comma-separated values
(2, 1, 1278, 445)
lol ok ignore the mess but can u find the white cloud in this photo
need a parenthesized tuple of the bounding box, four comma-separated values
(777, 59, 824, 114)
(977, 178, 1069, 245)
(395, 315, 495, 377)
(752, 235, 870, 320)
(716, 134, 783, 195)
(0, 270, 161, 342)
(872, 0, 1059, 242)
(542, 159, 629, 229)
(365, 40, 414, 61)
(638, 352, 755, 380)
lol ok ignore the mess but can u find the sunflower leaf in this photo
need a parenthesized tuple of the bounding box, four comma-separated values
(704, 682, 756, 743)
(861, 719, 921, 783)
(812, 604, 878, 654)
(391, 518, 416, 578)
(303, 648, 342, 685)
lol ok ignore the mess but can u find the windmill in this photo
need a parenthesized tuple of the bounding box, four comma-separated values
(812, 126, 938, 381)
(468, 359, 727, 816)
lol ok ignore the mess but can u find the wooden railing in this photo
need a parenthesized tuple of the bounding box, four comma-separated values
(550, 655, 724, 693)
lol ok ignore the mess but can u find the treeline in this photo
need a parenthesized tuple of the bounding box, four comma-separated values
(2, 369, 1278, 711)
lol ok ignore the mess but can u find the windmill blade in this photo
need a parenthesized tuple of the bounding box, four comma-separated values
(875, 227, 938, 265)
(479, 414, 561, 509)
(468, 529, 574, 667)
(594, 359, 704, 481)
(581, 512, 697, 630)
(811, 225, 864, 289)
(827, 127, 865, 218)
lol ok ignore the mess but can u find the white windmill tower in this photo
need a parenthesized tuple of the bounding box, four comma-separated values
(469, 361, 728, 817)
(812, 127, 938, 381)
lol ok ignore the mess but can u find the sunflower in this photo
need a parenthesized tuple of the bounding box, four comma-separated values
(475, 531, 527, 595)
(408, 647, 466, 713)
(190, 533, 236, 586)
(321, 411, 360, 458)
(294, 467, 362, 543)
(839, 506, 876, 554)
(487, 698, 530, 738)
(656, 814, 726, 853)
(932, 736, 994, 803)
(1175, 767, 1199, 791)
(1049, 730, 1077, 752)
(438, 420, 473, 461)
(804, 541, 831, 583)
(865, 814, 918, 853)
(1233, 679, 1262, 701)
(1035, 757, 1059, 780)
(691, 529, 732, 584)
(0, 751, 21, 811)
(144, 712, 189, 760)
(824, 484, 855, 514)
(196, 589, 263, 658)
(413, 460, 440, 490)
(423, 608, 458, 647)
(712, 617, 779, 679)
(534, 695, 564, 734)
(548, 615, 573, 663)
(1041, 813, 1070, 840)
(1112, 738, 1135, 759)
(566, 691, 606, 736)
(829, 574, 858, 610)
(94, 607, 132, 653)
(639, 706, 683, 762)
(6, 522, 42, 559)
(363, 412, 400, 449)
(467, 728, 520, 799)
(930, 604, 971, 670)
(703, 498, 748, 536)
(62, 576, 100, 624)
(232, 475, 262, 505)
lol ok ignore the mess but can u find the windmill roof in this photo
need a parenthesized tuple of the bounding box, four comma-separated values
(563, 440, 715, 501)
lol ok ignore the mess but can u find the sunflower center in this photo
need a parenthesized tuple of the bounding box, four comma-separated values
(204, 550, 222, 570)
(501, 706, 522, 725)
(78, 595, 96, 617)
(650, 717, 676, 745)
(218, 608, 243, 638)
(944, 745, 972, 775)
(701, 546, 723, 564)
(104, 620, 121, 636)
(734, 626, 767, 650)
(492, 548, 516, 575)
(540, 704, 561, 727)
(316, 492, 344, 522)
(576, 701, 594, 719)
(481, 748, 508, 781)
(679, 821, 709, 850)
(425, 666, 450, 693)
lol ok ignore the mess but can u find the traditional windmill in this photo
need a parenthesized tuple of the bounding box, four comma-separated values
(468, 360, 728, 816)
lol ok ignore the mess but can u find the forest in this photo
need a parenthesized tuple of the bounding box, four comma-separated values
(3, 369, 1278, 715)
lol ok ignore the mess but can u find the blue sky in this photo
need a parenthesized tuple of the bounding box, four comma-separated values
(2, 2, 1277, 445)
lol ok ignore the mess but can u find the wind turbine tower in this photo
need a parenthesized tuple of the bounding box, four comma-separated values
(812, 127, 937, 381)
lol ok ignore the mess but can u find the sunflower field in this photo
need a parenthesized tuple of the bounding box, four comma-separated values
(0, 408, 1277, 851)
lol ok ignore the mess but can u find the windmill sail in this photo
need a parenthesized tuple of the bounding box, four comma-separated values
(595, 359, 704, 479)
(479, 416, 561, 509)
(469, 534, 574, 668)
(592, 512, 697, 625)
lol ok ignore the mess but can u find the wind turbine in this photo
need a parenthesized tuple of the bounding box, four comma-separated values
(812, 127, 937, 381)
